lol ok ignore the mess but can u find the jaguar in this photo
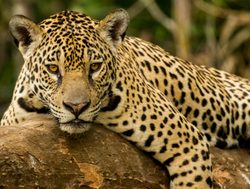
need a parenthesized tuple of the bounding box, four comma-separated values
(2, 8, 250, 188)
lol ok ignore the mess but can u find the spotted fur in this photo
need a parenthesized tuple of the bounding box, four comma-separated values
(3, 9, 250, 188)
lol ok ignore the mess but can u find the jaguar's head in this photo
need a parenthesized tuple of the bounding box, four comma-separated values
(9, 9, 129, 133)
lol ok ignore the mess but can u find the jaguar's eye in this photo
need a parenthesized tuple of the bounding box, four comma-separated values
(90, 62, 102, 73)
(46, 64, 59, 74)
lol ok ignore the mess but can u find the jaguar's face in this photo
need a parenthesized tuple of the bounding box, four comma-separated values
(36, 39, 114, 134)
(9, 9, 129, 133)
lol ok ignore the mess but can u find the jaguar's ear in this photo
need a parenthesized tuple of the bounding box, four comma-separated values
(98, 9, 129, 49)
(9, 15, 42, 57)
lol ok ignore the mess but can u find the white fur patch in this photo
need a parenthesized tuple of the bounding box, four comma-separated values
(59, 123, 91, 134)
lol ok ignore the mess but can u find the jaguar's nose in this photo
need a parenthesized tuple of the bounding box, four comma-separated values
(63, 100, 90, 117)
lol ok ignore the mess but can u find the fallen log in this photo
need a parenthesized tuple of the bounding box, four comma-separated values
(0, 118, 249, 188)
(0, 119, 168, 188)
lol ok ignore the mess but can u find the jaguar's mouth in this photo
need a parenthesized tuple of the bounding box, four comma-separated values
(59, 119, 93, 134)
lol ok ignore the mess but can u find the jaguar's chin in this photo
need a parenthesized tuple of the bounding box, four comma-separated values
(59, 119, 92, 134)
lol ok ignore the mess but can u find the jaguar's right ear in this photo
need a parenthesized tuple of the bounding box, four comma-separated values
(9, 15, 42, 57)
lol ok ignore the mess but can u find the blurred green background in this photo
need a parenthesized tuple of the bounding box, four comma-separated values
(1, 0, 250, 117)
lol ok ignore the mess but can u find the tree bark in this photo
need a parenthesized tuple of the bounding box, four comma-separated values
(0, 119, 169, 189)
(0, 118, 249, 188)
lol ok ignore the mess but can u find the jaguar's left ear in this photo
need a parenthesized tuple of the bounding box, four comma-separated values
(98, 9, 129, 49)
